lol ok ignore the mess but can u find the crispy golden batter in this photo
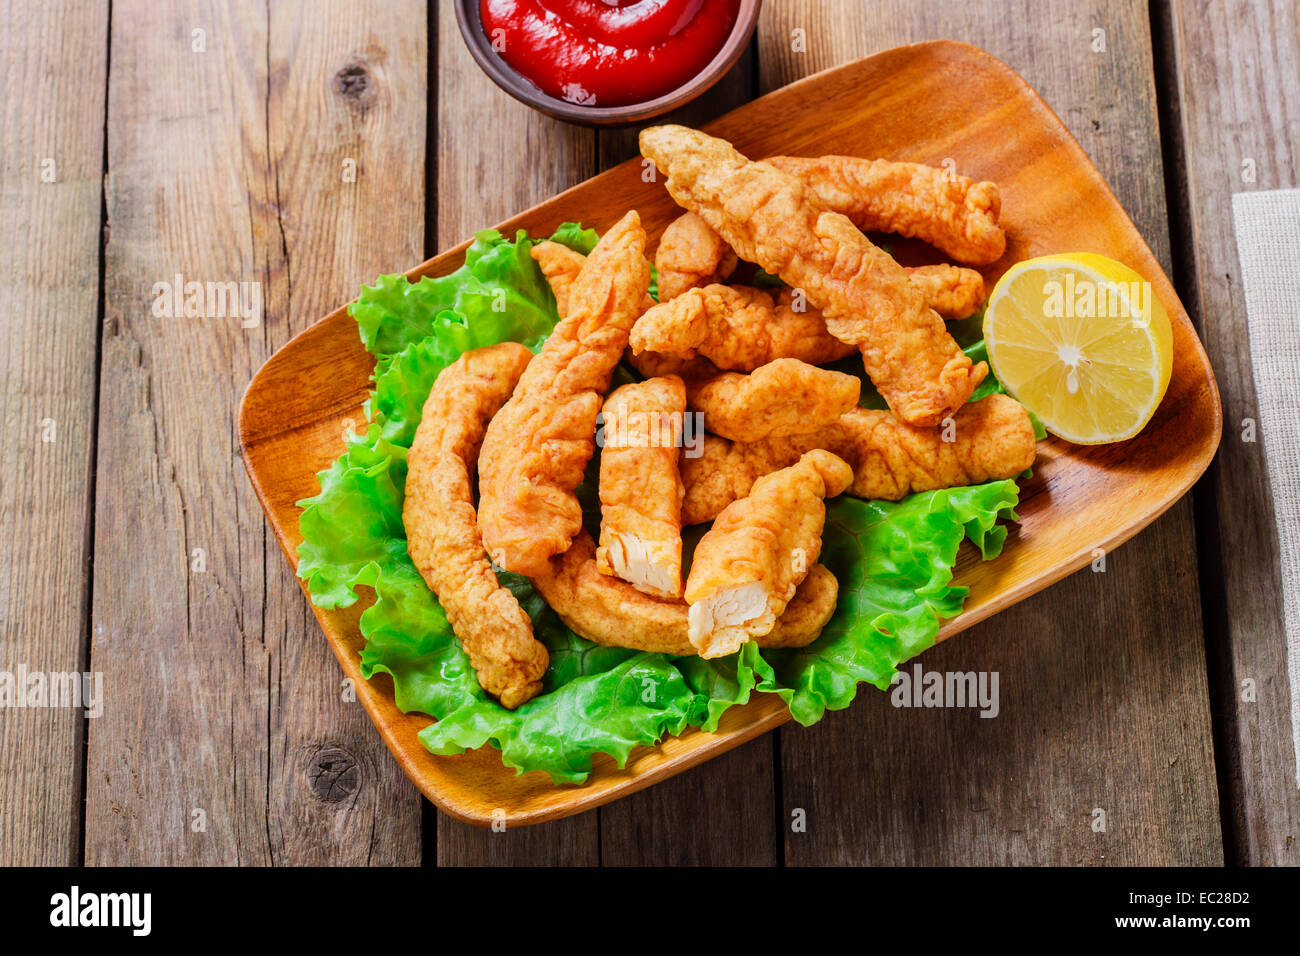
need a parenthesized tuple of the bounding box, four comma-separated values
(657, 155, 1004, 268)
(478, 211, 651, 576)
(680, 393, 1037, 524)
(531, 240, 586, 317)
(535, 241, 655, 320)
(623, 349, 856, 443)
(402, 343, 547, 709)
(530, 530, 837, 656)
(766, 154, 1006, 266)
(905, 264, 985, 319)
(631, 284, 857, 371)
(685, 450, 853, 658)
(625, 347, 718, 382)
(689, 359, 860, 442)
(596, 376, 687, 599)
(639, 125, 986, 427)
(655, 211, 739, 301)
(629, 271, 981, 373)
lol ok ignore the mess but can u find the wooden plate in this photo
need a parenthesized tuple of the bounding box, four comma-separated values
(238, 40, 1222, 827)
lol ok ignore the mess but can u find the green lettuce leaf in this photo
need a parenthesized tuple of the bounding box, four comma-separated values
(420, 653, 699, 785)
(547, 221, 600, 255)
(351, 228, 561, 379)
(296, 425, 409, 610)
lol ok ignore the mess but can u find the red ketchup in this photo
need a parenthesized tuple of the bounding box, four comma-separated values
(481, 0, 741, 107)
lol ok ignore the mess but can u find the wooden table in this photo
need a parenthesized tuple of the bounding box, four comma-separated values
(2, 0, 1295, 867)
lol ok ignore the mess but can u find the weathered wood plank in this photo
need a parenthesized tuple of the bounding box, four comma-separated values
(435, 3, 595, 248)
(433, 0, 600, 865)
(0, 0, 108, 866)
(85, 0, 425, 865)
(759, 0, 1221, 865)
(261, 0, 428, 865)
(1160, 0, 1299, 865)
(597, 736, 779, 865)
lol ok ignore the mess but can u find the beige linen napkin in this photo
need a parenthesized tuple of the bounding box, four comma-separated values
(1231, 187, 1300, 785)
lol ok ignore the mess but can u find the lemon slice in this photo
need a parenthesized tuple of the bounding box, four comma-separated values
(983, 253, 1173, 444)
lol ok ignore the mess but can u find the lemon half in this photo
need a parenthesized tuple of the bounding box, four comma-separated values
(983, 253, 1173, 444)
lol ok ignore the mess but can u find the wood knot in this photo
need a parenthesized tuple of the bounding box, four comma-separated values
(306, 746, 360, 803)
(333, 60, 376, 111)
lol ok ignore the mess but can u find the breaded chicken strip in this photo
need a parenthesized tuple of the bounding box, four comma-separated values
(689, 359, 861, 442)
(685, 449, 853, 657)
(681, 393, 1037, 524)
(531, 531, 836, 656)
(906, 264, 985, 319)
(632, 270, 981, 376)
(631, 284, 857, 371)
(531, 240, 585, 317)
(534, 240, 655, 320)
(478, 211, 651, 576)
(623, 349, 856, 443)
(625, 347, 718, 382)
(655, 211, 739, 301)
(629, 270, 981, 375)
(656, 155, 1005, 268)
(766, 155, 1006, 266)
(639, 125, 986, 427)
(403, 343, 547, 709)
(596, 376, 687, 599)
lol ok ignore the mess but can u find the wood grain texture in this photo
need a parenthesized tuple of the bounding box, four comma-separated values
(433, 0, 601, 864)
(758, 0, 1222, 865)
(241, 40, 1219, 837)
(4, 0, 1259, 868)
(435, 1, 595, 250)
(0, 0, 108, 866)
(1160, 0, 1299, 865)
(597, 736, 778, 865)
(85, 0, 425, 865)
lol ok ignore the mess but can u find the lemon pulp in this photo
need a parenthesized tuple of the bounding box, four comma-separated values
(983, 253, 1173, 444)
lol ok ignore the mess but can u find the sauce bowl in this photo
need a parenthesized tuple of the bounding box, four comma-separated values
(455, 0, 762, 127)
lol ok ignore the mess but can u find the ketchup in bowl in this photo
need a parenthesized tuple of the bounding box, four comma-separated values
(481, 0, 742, 107)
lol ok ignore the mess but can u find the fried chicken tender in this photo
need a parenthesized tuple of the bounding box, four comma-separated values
(403, 343, 547, 709)
(625, 348, 718, 381)
(689, 359, 861, 442)
(534, 240, 655, 320)
(905, 264, 985, 319)
(623, 348, 856, 443)
(655, 211, 739, 300)
(629, 270, 982, 373)
(631, 284, 857, 371)
(531, 240, 586, 317)
(639, 125, 986, 427)
(680, 393, 1037, 524)
(685, 450, 853, 657)
(478, 210, 651, 576)
(530, 530, 837, 656)
(766, 154, 1006, 266)
(596, 376, 687, 599)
